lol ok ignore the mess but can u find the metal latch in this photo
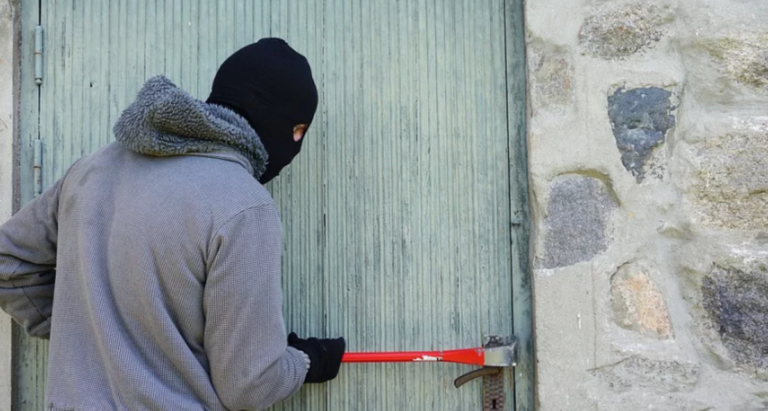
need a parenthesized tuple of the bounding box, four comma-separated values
(454, 336, 517, 411)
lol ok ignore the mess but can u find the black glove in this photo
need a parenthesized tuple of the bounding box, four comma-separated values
(288, 332, 346, 384)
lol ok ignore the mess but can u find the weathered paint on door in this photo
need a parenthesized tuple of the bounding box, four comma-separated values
(16, 1, 531, 410)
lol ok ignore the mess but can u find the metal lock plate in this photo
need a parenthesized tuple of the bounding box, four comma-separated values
(482, 368, 505, 411)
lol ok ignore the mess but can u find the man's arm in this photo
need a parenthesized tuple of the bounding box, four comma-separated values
(0, 179, 62, 338)
(204, 204, 308, 411)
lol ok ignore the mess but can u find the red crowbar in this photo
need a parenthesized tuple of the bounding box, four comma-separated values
(341, 336, 517, 368)
(341, 336, 518, 389)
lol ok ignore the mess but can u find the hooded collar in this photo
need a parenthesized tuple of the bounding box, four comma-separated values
(113, 76, 268, 179)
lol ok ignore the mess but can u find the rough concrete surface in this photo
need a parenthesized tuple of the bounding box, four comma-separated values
(0, 1, 15, 410)
(607, 86, 676, 183)
(533, 267, 599, 411)
(591, 356, 699, 393)
(541, 175, 617, 269)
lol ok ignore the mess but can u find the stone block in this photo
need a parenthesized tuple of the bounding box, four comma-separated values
(691, 130, 768, 230)
(704, 34, 768, 90)
(611, 261, 672, 339)
(541, 175, 617, 269)
(607, 87, 676, 183)
(702, 263, 768, 369)
(680, 32, 768, 102)
(529, 41, 574, 112)
(591, 356, 699, 393)
(579, 2, 674, 60)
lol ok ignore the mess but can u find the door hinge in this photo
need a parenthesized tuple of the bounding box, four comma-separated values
(33, 139, 42, 197)
(33, 25, 44, 196)
(34, 25, 43, 85)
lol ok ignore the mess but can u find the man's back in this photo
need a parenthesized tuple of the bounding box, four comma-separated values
(43, 143, 246, 409)
(38, 142, 304, 410)
(1, 40, 345, 410)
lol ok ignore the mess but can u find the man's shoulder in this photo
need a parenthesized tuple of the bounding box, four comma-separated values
(73, 142, 276, 217)
(169, 152, 275, 214)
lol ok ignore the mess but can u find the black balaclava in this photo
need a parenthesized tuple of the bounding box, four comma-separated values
(207, 38, 318, 184)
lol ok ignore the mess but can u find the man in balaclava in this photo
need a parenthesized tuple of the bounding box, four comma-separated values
(0, 38, 344, 411)
(207, 38, 317, 184)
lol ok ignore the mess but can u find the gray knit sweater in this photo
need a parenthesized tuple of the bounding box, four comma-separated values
(0, 76, 308, 410)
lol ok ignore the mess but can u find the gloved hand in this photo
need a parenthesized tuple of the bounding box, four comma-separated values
(288, 332, 346, 383)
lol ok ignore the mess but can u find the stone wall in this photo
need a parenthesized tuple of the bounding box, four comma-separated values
(526, 0, 768, 409)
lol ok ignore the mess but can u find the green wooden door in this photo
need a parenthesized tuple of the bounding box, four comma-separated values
(16, 0, 530, 410)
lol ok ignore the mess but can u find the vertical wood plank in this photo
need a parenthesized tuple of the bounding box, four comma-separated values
(0, 1, 19, 409)
(317, 0, 513, 409)
(197, 0, 209, 97)
(14, 0, 46, 408)
(83, 0, 95, 154)
(266, 1, 328, 409)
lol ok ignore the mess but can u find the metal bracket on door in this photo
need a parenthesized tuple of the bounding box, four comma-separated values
(33, 25, 44, 197)
(33, 139, 42, 197)
(35, 26, 44, 85)
(453, 336, 516, 411)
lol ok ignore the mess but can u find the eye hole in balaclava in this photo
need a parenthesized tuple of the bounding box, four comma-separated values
(206, 38, 318, 184)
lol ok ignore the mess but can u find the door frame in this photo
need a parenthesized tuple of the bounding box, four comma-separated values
(503, 0, 534, 409)
(0, 0, 21, 410)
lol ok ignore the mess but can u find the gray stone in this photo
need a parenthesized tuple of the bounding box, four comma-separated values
(703, 264, 768, 369)
(591, 356, 699, 393)
(611, 261, 672, 339)
(735, 393, 768, 411)
(529, 41, 574, 111)
(607, 87, 676, 183)
(704, 34, 768, 89)
(542, 176, 617, 269)
(579, 2, 673, 60)
(692, 131, 768, 231)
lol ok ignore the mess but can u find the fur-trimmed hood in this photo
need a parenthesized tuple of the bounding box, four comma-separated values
(113, 76, 267, 179)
